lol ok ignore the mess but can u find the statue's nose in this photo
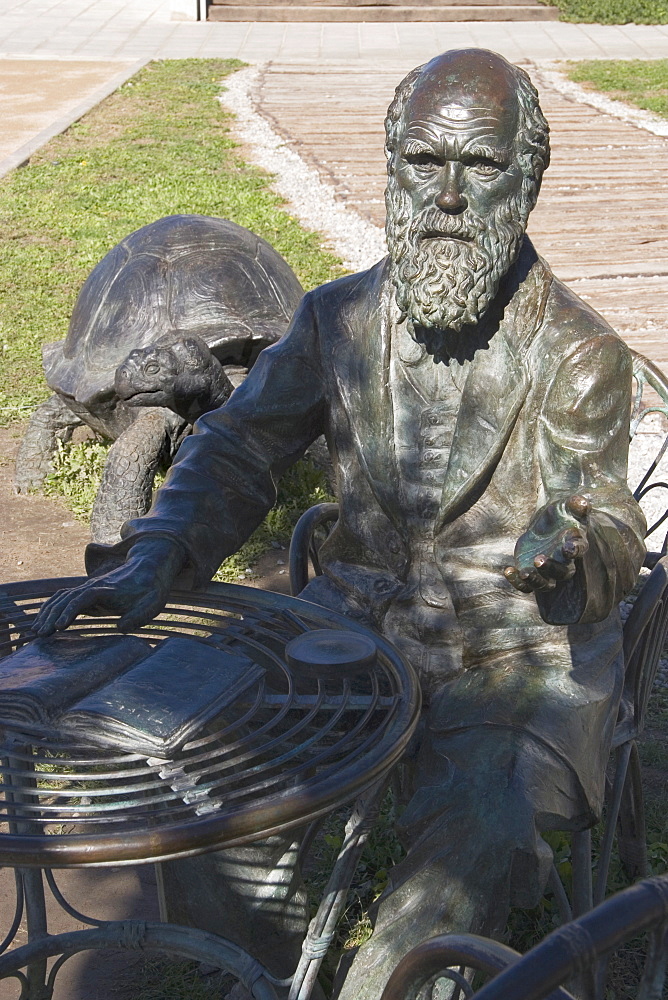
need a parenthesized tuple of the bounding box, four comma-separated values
(435, 163, 467, 213)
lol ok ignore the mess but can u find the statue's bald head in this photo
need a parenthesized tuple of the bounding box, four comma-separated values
(386, 49, 550, 204)
(384, 51, 550, 336)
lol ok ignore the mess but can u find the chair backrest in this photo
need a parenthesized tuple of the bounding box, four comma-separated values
(289, 502, 340, 596)
(630, 351, 668, 561)
(380, 875, 668, 1000)
(619, 554, 668, 737)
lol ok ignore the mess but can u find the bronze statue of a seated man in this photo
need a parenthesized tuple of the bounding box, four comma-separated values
(34, 49, 645, 1000)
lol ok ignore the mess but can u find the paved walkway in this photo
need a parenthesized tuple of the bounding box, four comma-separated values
(2, 0, 668, 172)
(249, 60, 668, 368)
(3, 0, 668, 63)
(0, 57, 140, 174)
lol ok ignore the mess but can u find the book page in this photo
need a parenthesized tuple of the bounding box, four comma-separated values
(0, 632, 152, 726)
(60, 635, 266, 754)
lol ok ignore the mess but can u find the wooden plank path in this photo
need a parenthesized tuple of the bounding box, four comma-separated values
(251, 62, 668, 370)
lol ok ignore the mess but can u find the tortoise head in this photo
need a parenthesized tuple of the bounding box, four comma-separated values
(115, 334, 232, 424)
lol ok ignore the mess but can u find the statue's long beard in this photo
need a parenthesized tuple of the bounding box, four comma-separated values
(386, 177, 531, 335)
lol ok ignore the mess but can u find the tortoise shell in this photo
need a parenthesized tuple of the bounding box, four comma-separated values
(43, 215, 304, 422)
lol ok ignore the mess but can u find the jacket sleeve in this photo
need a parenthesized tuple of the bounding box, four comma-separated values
(535, 331, 646, 624)
(88, 293, 327, 586)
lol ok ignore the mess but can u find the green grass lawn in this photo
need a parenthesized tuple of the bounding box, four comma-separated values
(42, 436, 334, 582)
(0, 58, 339, 577)
(566, 59, 668, 118)
(541, 0, 668, 22)
(0, 59, 343, 426)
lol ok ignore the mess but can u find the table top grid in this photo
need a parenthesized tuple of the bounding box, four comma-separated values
(0, 580, 420, 868)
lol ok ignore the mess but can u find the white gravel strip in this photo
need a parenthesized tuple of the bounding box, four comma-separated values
(218, 65, 386, 274)
(533, 63, 668, 139)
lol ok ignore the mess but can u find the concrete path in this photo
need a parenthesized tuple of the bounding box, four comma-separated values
(2, 0, 668, 179)
(2, 0, 668, 63)
(0, 57, 141, 175)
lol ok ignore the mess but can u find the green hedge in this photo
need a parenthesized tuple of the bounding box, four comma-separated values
(542, 0, 668, 22)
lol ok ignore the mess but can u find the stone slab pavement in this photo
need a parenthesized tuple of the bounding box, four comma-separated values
(0, 57, 143, 176)
(2, 0, 668, 178)
(2, 0, 668, 65)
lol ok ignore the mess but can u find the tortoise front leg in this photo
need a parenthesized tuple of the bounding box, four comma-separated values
(14, 394, 83, 493)
(90, 408, 186, 546)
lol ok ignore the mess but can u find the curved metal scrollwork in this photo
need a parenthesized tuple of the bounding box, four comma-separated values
(43, 869, 106, 927)
(630, 351, 668, 555)
(381, 876, 668, 1000)
(0, 870, 24, 955)
(0, 921, 280, 1000)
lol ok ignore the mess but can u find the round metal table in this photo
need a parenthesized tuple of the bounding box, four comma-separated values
(0, 578, 421, 1000)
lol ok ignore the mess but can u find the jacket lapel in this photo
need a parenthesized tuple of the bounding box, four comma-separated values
(436, 245, 551, 530)
(332, 244, 551, 534)
(333, 263, 403, 526)
(436, 328, 527, 529)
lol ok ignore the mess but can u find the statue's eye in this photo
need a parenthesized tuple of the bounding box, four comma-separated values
(472, 160, 502, 177)
(144, 362, 160, 375)
(404, 152, 440, 172)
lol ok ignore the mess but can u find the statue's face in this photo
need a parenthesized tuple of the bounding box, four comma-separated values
(386, 58, 535, 336)
(395, 90, 523, 237)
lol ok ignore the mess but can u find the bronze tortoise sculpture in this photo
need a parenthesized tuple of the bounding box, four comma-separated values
(15, 214, 304, 544)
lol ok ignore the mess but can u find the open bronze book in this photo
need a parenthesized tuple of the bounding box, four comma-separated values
(0, 633, 265, 757)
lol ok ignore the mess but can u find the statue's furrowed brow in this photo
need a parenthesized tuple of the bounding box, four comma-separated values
(404, 112, 501, 145)
(401, 137, 437, 156)
(463, 141, 512, 165)
(436, 105, 503, 122)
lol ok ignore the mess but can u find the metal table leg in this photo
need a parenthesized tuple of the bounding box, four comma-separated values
(0, 782, 390, 1000)
(21, 869, 48, 999)
(288, 779, 388, 1000)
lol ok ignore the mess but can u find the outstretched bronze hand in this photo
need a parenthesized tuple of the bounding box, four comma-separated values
(31, 537, 186, 636)
(504, 495, 590, 594)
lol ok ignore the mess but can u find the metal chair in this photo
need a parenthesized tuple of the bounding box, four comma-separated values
(550, 352, 668, 919)
(289, 501, 339, 597)
(379, 873, 668, 1000)
(287, 351, 668, 915)
(553, 553, 668, 922)
(629, 350, 668, 567)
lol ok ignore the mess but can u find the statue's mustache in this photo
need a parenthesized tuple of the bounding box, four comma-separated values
(410, 208, 484, 245)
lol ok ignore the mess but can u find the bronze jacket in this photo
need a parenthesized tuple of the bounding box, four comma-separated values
(101, 237, 646, 813)
(112, 238, 644, 623)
